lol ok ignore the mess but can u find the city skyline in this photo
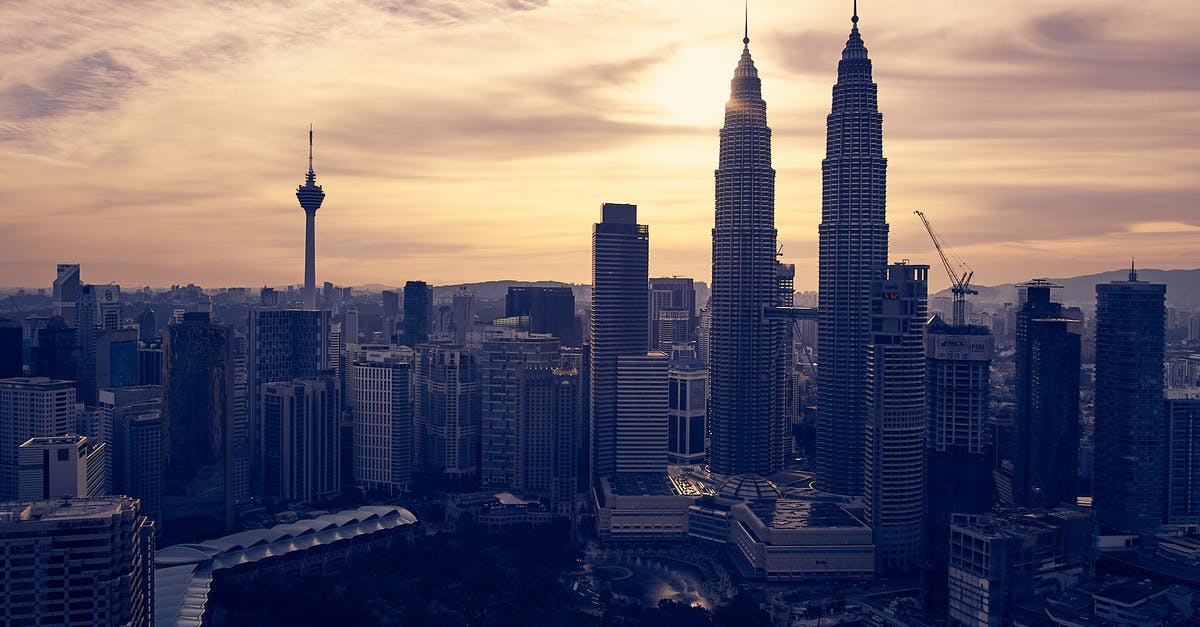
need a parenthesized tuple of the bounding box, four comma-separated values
(1, 1, 1198, 291)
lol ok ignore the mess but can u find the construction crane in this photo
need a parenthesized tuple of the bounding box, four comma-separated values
(914, 210, 977, 326)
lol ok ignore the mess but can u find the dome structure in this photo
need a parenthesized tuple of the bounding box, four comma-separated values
(717, 474, 782, 502)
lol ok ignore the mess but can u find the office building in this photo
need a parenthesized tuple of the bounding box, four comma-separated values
(816, 9, 891, 495)
(162, 313, 236, 543)
(708, 28, 790, 477)
(0, 496, 154, 627)
(1094, 268, 1167, 531)
(350, 351, 414, 493)
(590, 203, 649, 479)
(106, 388, 163, 521)
(75, 283, 121, 405)
(1009, 281, 1081, 508)
(1166, 391, 1200, 526)
(0, 377, 77, 500)
(416, 344, 480, 477)
(52, 263, 81, 325)
(247, 308, 330, 495)
(505, 286, 578, 347)
(616, 352, 669, 473)
(667, 356, 706, 464)
(16, 434, 107, 500)
(480, 332, 560, 487)
(0, 318, 20, 379)
(382, 290, 400, 343)
(296, 127, 325, 310)
(135, 307, 158, 342)
(403, 281, 433, 348)
(515, 365, 581, 516)
(451, 289, 475, 345)
(863, 263, 927, 574)
(96, 328, 138, 392)
(925, 316, 993, 614)
(948, 507, 1092, 627)
(138, 341, 162, 386)
(649, 277, 697, 351)
(260, 377, 340, 504)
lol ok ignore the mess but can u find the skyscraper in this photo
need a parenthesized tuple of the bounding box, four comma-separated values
(416, 344, 480, 477)
(816, 8, 890, 495)
(52, 263, 80, 325)
(403, 281, 433, 348)
(1166, 391, 1200, 526)
(162, 312, 237, 543)
(515, 365, 581, 516)
(507, 286, 579, 347)
(615, 351, 669, 473)
(590, 203, 649, 479)
(667, 356, 707, 464)
(863, 263, 927, 574)
(649, 277, 697, 350)
(1094, 268, 1167, 531)
(480, 332, 560, 487)
(350, 351, 414, 494)
(260, 377, 340, 504)
(1009, 282, 1080, 508)
(296, 127, 325, 310)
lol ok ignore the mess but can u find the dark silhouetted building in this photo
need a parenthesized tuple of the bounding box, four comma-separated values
(925, 315, 993, 615)
(516, 365, 581, 516)
(480, 332, 560, 487)
(162, 313, 236, 543)
(260, 377, 340, 504)
(708, 30, 789, 476)
(416, 344, 480, 477)
(382, 289, 400, 343)
(403, 281, 433, 348)
(816, 11, 891, 496)
(96, 328, 138, 392)
(0, 318, 20, 378)
(102, 385, 163, 521)
(864, 263, 927, 574)
(590, 203, 649, 479)
(1166, 391, 1200, 526)
(52, 263, 80, 325)
(1008, 281, 1081, 508)
(668, 357, 706, 464)
(1094, 268, 1167, 531)
(506, 286, 579, 347)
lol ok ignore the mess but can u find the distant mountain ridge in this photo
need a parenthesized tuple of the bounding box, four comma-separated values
(938, 268, 1200, 310)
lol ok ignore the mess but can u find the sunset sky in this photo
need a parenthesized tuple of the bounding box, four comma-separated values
(1, 0, 1197, 293)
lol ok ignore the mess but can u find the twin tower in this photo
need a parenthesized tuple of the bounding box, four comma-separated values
(709, 8, 891, 496)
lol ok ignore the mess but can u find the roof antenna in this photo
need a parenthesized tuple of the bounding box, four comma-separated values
(852, 0, 859, 26)
(308, 124, 314, 172)
(1130, 258, 1137, 282)
(743, 0, 749, 45)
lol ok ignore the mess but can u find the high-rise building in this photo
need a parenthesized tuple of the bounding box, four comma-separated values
(350, 350, 414, 493)
(416, 344, 480, 477)
(247, 308, 330, 495)
(925, 316, 993, 615)
(863, 263, 927, 574)
(382, 290, 400, 343)
(135, 306, 158, 342)
(52, 263, 81, 325)
(816, 9, 891, 495)
(96, 328, 138, 393)
(667, 356, 707, 465)
(16, 434, 107, 500)
(0, 377, 77, 500)
(708, 27, 789, 477)
(615, 351, 669, 473)
(1093, 268, 1167, 531)
(104, 386, 163, 521)
(451, 290, 475, 346)
(649, 277, 697, 351)
(260, 377, 340, 504)
(0, 318, 20, 379)
(30, 319, 78, 383)
(506, 286, 579, 347)
(1008, 282, 1081, 508)
(0, 496, 155, 627)
(296, 127, 325, 310)
(480, 332, 560, 487)
(590, 203, 649, 479)
(515, 365, 581, 516)
(403, 281, 433, 348)
(162, 312, 237, 543)
(75, 283, 121, 405)
(1166, 390, 1200, 526)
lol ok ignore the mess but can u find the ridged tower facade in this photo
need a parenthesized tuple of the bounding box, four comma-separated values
(708, 29, 788, 476)
(816, 10, 890, 494)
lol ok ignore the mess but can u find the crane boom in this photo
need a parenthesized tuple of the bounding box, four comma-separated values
(913, 210, 977, 326)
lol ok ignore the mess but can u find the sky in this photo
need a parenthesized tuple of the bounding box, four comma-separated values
(1, 0, 1197, 293)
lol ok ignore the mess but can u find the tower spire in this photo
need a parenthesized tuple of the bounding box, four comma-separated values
(852, 0, 859, 26)
(308, 124, 314, 172)
(1130, 258, 1138, 282)
(743, 0, 749, 45)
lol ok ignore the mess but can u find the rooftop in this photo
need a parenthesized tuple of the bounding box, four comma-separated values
(0, 496, 135, 523)
(753, 500, 867, 530)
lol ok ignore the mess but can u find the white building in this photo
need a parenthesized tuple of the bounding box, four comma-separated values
(17, 434, 107, 500)
(0, 377, 79, 499)
(350, 347, 414, 493)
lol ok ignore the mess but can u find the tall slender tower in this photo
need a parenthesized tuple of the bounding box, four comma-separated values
(708, 19, 788, 476)
(296, 126, 325, 310)
(816, 7, 890, 494)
